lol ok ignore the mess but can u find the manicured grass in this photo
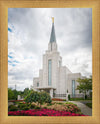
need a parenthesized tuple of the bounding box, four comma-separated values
(85, 103, 92, 108)
(69, 98, 92, 101)
(70, 98, 84, 101)
(65, 102, 77, 106)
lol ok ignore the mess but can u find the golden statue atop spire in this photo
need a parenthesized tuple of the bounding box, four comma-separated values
(51, 17, 54, 23)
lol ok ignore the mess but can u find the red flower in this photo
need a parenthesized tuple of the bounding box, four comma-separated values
(8, 109, 87, 116)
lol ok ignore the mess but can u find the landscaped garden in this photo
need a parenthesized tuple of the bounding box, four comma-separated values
(8, 90, 87, 116)
(8, 101, 87, 116)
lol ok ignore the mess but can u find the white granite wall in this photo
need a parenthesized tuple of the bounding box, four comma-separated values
(67, 73, 82, 94)
(39, 69, 43, 87)
(33, 41, 84, 97)
(33, 77, 39, 91)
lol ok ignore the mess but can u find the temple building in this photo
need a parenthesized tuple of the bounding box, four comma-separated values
(33, 18, 84, 98)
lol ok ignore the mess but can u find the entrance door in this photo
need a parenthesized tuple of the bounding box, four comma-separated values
(45, 89, 50, 93)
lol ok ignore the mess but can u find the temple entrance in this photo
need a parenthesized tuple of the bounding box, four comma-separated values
(37, 87, 56, 98)
(44, 89, 50, 94)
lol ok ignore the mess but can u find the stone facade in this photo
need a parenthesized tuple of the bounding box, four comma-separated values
(33, 19, 84, 98)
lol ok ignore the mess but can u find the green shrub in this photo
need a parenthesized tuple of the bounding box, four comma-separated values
(86, 103, 92, 108)
(47, 103, 53, 106)
(85, 95, 87, 99)
(89, 92, 92, 98)
(39, 91, 52, 104)
(18, 104, 26, 110)
(22, 107, 30, 110)
(24, 90, 52, 108)
(68, 94, 70, 100)
(30, 104, 36, 109)
(8, 105, 18, 111)
(56, 102, 64, 105)
(43, 107, 47, 109)
(24, 90, 40, 104)
(18, 102, 23, 104)
(34, 106, 40, 109)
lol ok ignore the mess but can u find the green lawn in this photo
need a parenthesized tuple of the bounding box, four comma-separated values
(69, 98, 92, 101)
(85, 103, 92, 108)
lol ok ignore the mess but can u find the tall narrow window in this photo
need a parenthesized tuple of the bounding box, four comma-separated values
(37, 82, 39, 87)
(48, 60, 52, 86)
(72, 80, 75, 97)
(59, 60, 61, 67)
(51, 43, 52, 51)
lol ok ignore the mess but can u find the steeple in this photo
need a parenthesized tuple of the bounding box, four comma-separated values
(50, 17, 56, 43)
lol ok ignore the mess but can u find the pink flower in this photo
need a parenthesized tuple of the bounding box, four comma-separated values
(8, 109, 86, 116)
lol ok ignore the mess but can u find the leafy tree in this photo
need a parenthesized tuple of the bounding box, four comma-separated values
(8, 88, 14, 100)
(23, 88, 30, 97)
(76, 76, 92, 99)
(13, 89, 18, 100)
(30, 85, 33, 90)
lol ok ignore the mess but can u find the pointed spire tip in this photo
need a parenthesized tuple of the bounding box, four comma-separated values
(51, 17, 54, 23)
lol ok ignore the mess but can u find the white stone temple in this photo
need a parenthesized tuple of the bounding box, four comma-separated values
(33, 18, 84, 98)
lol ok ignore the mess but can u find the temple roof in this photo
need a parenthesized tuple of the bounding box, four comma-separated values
(50, 18, 56, 43)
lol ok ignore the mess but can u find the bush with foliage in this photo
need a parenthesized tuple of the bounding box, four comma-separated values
(68, 94, 70, 100)
(8, 88, 14, 100)
(41, 102, 81, 113)
(24, 90, 52, 107)
(22, 107, 30, 110)
(18, 104, 26, 110)
(39, 91, 52, 105)
(85, 103, 92, 108)
(8, 105, 18, 111)
(89, 92, 92, 98)
(34, 106, 41, 110)
(85, 95, 87, 99)
(30, 104, 36, 109)
(24, 90, 40, 105)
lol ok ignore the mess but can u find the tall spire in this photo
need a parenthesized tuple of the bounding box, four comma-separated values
(50, 17, 56, 43)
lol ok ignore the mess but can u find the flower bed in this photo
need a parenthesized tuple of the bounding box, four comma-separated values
(41, 102, 81, 113)
(8, 109, 86, 116)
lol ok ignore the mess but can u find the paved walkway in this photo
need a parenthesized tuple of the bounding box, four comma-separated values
(69, 101, 92, 116)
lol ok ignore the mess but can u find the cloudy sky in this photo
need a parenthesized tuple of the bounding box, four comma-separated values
(8, 8, 92, 91)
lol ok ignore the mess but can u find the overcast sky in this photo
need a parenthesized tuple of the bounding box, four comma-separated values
(8, 8, 92, 91)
